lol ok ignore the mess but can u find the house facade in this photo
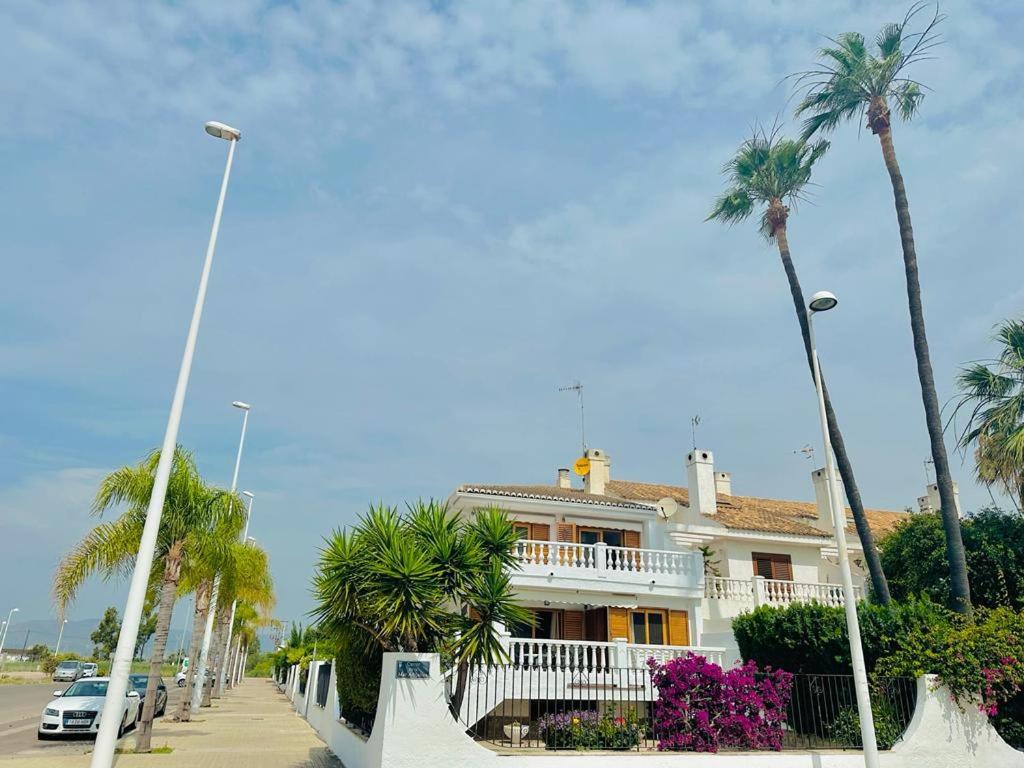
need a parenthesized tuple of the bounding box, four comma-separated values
(448, 447, 909, 667)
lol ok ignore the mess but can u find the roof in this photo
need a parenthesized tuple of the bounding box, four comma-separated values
(458, 478, 908, 540)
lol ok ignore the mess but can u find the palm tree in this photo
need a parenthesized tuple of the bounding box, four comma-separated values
(793, 3, 971, 614)
(707, 126, 891, 603)
(53, 447, 245, 751)
(953, 319, 1024, 514)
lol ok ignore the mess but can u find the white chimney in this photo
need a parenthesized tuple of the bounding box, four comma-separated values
(584, 448, 610, 495)
(714, 471, 732, 497)
(926, 482, 962, 518)
(811, 467, 846, 526)
(557, 468, 571, 489)
(686, 449, 717, 516)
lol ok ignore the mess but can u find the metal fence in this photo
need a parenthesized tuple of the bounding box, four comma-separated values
(315, 663, 332, 708)
(447, 663, 917, 752)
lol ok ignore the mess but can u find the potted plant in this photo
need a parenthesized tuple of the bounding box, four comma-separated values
(503, 720, 530, 745)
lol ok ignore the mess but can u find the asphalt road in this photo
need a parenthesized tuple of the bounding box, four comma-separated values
(0, 681, 182, 757)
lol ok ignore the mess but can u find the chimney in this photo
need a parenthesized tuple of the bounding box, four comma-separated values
(926, 482, 962, 518)
(811, 467, 846, 526)
(583, 448, 610, 495)
(714, 471, 732, 497)
(686, 449, 717, 516)
(557, 468, 571, 489)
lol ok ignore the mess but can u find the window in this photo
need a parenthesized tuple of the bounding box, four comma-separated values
(510, 609, 558, 639)
(629, 609, 667, 645)
(514, 524, 531, 539)
(577, 527, 624, 547)
(752, 552, 793, 581)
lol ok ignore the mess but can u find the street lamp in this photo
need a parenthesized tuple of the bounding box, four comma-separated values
(55, 618, 69, 656)
(90, 120, 241, 768)
(218, 490, 255, 693)
(807, 290, 879, 768)
(0, 608, 19, 660)
(192, 401, 252, 710)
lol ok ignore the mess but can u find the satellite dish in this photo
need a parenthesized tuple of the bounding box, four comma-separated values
(656, 497, 679, 520)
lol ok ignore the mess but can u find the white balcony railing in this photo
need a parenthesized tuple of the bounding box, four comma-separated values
(704, 575, 861, 608)
(512, 540, 698, 578)
(506, 637, 725, 671)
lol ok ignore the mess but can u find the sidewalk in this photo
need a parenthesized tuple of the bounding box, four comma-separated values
(2, 679, 341, 768)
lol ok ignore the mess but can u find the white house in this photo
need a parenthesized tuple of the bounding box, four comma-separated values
(448, 447, 909, 667)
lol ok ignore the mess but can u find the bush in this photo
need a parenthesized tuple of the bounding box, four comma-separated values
(733, 598, 952, 675)
(649, 653, 792, 753)
(537, 709, 643, 750)
(830, 699, 904, 750)
(335, 638, 382, 725)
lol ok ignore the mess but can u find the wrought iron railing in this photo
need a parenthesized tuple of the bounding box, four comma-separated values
(447, 662, 916, 752)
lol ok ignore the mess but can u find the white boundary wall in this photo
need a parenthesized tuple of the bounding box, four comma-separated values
(284, 655, 1024, 768)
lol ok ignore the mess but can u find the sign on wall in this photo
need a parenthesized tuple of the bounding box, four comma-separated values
(396, 660, 430, 679)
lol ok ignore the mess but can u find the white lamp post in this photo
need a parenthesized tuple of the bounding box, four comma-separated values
(218, 490, 254, 692)
(90, 120, 241, 768)
(55, 619, 68, 656)
(807, 290, 879, 768)
(191, 402, 251, 710)
(0, 608, 19, 660)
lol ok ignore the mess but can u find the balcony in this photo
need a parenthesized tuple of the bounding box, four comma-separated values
(510, 540, 703, 596)
(505, 636, 726, 670)
(704, 575, 861, 608)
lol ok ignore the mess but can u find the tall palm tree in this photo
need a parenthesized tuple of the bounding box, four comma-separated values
(707, 127, 891, 603)
(793, 3, 971, 614)
(54, 447, 246, 750)
(953, 319, 1024, 514)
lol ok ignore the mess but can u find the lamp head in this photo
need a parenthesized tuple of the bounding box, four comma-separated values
(232, 401, 251, 411)
(808, 290, 838, 313)
(205, 121, 241, 141)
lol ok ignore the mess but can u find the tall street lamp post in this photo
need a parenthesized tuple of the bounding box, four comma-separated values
(191, 401, 251, 711)
(0, 608, 19, 661)
(90, 120, 241, 768)
(218, 490, 255, 692)
(55, 618, 68, 656)
(807, 290, 879, 768)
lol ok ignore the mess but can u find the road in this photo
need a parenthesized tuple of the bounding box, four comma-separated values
(0, 681, 183, 758)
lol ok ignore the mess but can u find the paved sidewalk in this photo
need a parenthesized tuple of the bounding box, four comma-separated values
(0, 679, 341, 768)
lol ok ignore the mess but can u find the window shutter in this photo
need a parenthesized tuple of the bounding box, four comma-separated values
(668, 610, 690, 647)
(773, 555, 793, 581)
(531, 522, 551, 541)
(556, 522, 576, 542)
(607, 607, 629, 641)
(752, 553, 774, 579)
(563, 610, 584, 641)
(623, 530, 640, 549)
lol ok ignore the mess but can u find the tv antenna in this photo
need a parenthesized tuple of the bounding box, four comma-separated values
(559, 381, 586, 454)
(924, 458, 934, 485)
(794, 444, 815, 462)
(690, 415, 701, 449)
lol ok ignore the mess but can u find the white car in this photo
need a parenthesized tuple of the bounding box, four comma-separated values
(38, 677, 141, 739)
(81, 662, 98, 678)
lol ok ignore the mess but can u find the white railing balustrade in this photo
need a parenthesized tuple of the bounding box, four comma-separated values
(704, 575, 862, 608)
(505, 637, 726, 672)
(512, 540, 697, 579)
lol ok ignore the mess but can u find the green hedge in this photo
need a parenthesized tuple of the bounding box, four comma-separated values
(336, 640, 383, 724)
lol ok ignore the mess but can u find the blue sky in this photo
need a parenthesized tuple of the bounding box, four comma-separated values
(2, 1, 1023, 635)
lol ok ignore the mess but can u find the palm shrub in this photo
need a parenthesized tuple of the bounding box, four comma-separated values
(53, 446, 245, 751)
(793, 3, 971, 614)
(708, 126, 890, 602)
(311, 501, 530, 724)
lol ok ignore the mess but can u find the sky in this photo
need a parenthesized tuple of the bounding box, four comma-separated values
(2, 0, 1023, 638)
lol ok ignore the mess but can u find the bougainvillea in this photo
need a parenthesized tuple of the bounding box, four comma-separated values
(648, 653, 793, 752)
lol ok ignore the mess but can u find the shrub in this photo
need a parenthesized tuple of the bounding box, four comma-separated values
(648, 653, 792, 752)
(829, 699, 904, 750)
(336, 638, 383, 725)
(537, 709, 644, 750)
(733, 598, 952, 675)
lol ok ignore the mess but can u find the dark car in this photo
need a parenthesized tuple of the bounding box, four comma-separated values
(127, 674, 167, 718)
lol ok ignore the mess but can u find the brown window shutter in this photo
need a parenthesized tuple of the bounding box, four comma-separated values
(667, 610, 690, 647)
(562, 610, 584, 641)
(467, 607, 480, 621)
(585, 608, 607, 642)
(773, 555, 793, 581)
(531, 522, 551, 541)
(607, 607, 629, 641)
(752, 553, 774, 579)
(623, 530, 640, 549)
(556, 522, 576, 542)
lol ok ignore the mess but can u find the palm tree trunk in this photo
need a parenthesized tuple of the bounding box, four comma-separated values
(774, 223, 892, 603)
(204, 607, 229, 704)
(135, 542, 183, 752)
(212, 608, 231, 698)
(174, 580, 210, 722)
(876, 127, 972, 614)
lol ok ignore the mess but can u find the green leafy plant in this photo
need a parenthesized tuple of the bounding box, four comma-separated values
(830, 699, 904, 750)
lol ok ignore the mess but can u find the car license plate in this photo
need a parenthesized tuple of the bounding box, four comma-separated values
(66, 718, 91, 726)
